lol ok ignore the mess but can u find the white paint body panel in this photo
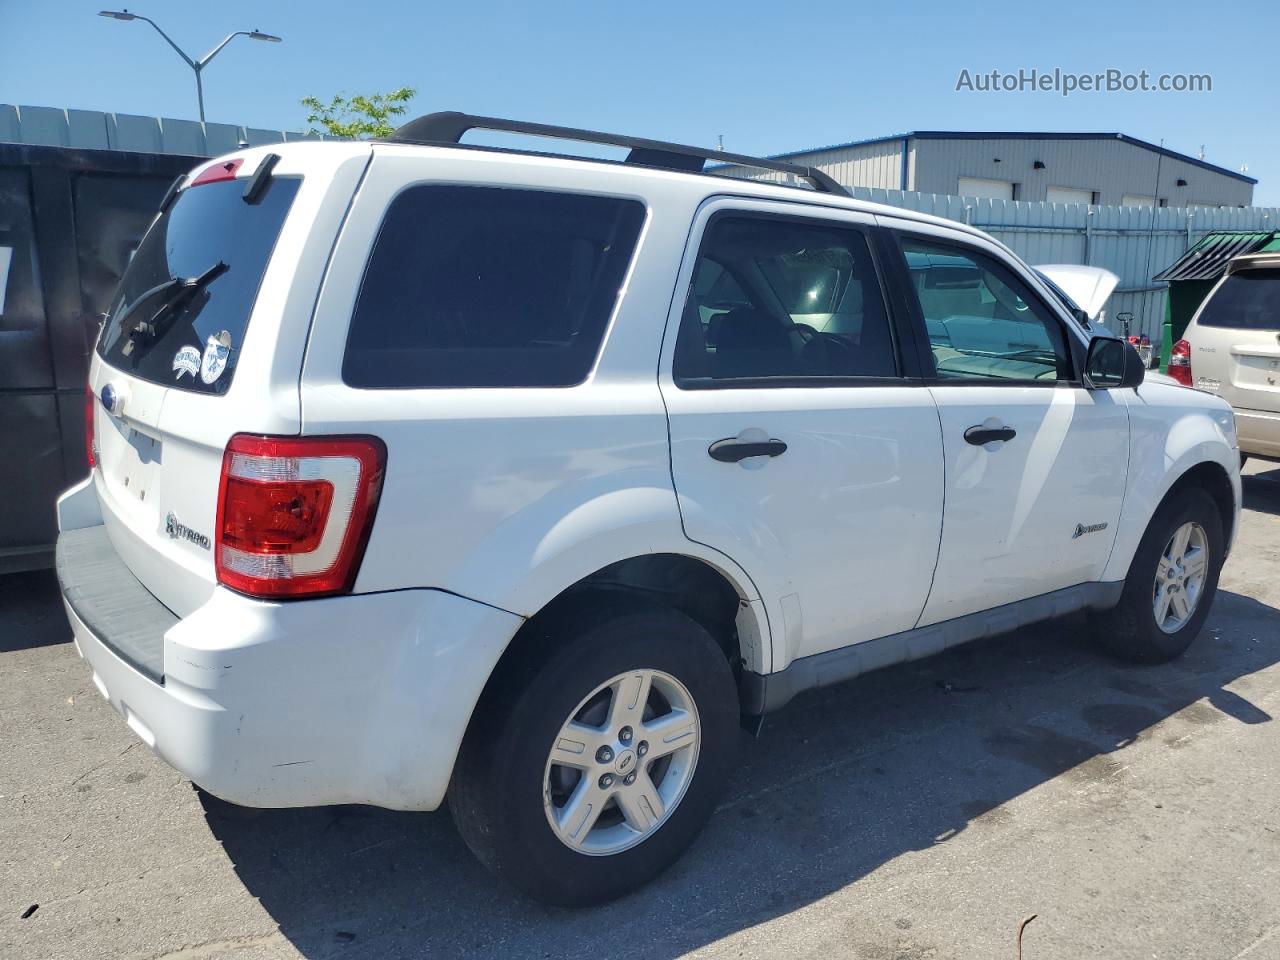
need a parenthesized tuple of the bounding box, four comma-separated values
(62, 581, 521, 810)
(658, 199, 944, 669)
(921, 384, 1129, 623)
(1101, 380, 1241, 582)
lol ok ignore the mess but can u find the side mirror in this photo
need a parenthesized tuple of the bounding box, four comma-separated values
(1083, 336, 1145, 390)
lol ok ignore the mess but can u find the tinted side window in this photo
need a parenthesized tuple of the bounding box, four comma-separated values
(901, 238, 1071, 382)
(1197, 269, 1280, 330)
(674, 216, 897, 385)
(343, 186, 646, 389)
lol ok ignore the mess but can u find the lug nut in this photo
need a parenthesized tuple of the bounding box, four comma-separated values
(596, 746, 614, 763)
(619, 726, 633, 744)
(637, 741, 649, 757)
(623, 771, 637, 786)
(599, 773, 615, 789)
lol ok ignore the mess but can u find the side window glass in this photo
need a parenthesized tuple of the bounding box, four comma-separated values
(674, 216, 897, 385)
(902, 238, 1071, 382)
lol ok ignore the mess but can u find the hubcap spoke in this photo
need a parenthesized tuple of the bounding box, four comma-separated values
(1156, 556, 1174, 582)
(641, 709, 698, 759)
(554, 778, 609, 848)
(1182, 549, 1207, 581)
(1170, 589, 1192, 622)
(1170, 523, 1192, 563)
(615, 772, 666, 834)
(609, 670, 653, 728)
(1155, 585, 1173, 624)
(550, 721, 609, 770)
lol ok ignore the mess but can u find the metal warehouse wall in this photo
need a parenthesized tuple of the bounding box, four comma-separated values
(910, 137, 1254, 207)
(716, 138, 908, 190)
(841, 186, 1279, 339)
(0, 104, 328, 157)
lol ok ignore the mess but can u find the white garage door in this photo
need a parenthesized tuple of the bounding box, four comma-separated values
(957, 177, 1014, 200)
(1046, 186, 1094, 205)
(1122, 194, 1156, 208)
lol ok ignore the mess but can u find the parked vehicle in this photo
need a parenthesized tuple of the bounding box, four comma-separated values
(56, 113, 1241, 906)
(1171, 253, 1280, 462)
(0, 143, 196, 573)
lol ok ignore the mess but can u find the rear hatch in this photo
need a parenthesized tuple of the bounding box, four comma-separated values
(88, 143, 371, 616)
(1191, 264, 1280, 412)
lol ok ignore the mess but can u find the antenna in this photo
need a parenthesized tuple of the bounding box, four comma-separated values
(1139, 139, 1166, 342)
(716, 134, 724, 152)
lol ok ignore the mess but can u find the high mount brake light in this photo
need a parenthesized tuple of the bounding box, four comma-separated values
(1168, 339, 1193, 387)
(189, 158, 244, 187)
(215, 435, 386, 598)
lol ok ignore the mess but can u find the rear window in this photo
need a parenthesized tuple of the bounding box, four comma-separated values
(342, 186, 646, 389)
(97, 174, 300, 394)
(1198, 269, 1280, 330)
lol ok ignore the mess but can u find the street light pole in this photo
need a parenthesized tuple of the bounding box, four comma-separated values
(98, 10, 282, 124)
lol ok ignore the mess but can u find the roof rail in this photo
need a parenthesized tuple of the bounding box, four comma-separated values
(384, 111, 851, 198)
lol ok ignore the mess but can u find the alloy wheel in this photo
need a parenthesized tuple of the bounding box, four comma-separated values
(543, 669, 700, 856)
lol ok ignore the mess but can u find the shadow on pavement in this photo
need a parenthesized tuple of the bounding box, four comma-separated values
(1242, 464, 1280, 517)
(200, 588, 1279, 960)
(0, 570, 67, 653)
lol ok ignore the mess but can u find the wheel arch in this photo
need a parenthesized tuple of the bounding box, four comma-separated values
(1103, 444, 1238, 583)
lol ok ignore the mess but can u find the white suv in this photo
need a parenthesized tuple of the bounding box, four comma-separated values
(56, 113, 1241, 906)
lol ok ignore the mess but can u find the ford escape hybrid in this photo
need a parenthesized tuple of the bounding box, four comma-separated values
(57, 112, 1241, 906)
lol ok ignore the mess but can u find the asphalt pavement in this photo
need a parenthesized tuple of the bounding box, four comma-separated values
(3, 463, 1280, 960)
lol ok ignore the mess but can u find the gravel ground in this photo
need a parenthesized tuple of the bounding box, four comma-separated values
(3, 462, 1279, 960)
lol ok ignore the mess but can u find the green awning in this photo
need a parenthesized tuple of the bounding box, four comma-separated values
(1153, 231, 1280, 282)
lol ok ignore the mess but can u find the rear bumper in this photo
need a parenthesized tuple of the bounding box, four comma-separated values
(57, 524, 524, 811)
(1235, 407, 1280, 459)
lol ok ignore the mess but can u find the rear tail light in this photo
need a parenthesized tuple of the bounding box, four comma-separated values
(1168, 338, 1193, 387)
(215, 434, 386, 598)
(85, 384, 97, 468)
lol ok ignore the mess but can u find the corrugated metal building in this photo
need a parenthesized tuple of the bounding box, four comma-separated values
(717, 132, 1256, 208)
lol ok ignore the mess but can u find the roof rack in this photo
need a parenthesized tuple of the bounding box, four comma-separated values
(384, 111, 851, 198)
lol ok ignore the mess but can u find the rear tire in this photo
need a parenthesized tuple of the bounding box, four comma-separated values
(1091, 487, 1224, 664)
(450, 604, 739, 907)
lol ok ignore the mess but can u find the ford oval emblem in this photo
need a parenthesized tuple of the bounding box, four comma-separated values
(99, 383, 116, 413)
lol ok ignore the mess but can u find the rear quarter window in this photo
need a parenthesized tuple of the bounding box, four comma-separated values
(342, 185, 646, 389)
(1197, 269, 1280, 330)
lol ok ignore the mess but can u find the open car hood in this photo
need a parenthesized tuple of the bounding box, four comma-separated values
(1035, 264, 1120, 320)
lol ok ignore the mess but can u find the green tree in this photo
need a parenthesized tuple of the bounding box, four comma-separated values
(300, 87, 417, 139)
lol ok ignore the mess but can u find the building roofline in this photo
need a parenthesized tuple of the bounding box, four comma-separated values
(755, 131, 1257, 185)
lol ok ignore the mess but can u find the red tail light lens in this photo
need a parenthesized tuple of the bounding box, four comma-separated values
(215, 435, 386, 598)
(1168, 338, 1193, 387)
(85, 384, 97, 468)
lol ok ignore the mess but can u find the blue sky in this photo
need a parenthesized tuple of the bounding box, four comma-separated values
(5, 0, 1279, 203)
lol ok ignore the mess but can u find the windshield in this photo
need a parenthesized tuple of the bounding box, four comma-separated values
(1198, 269, 1280, 330)
(97, 174, 301, 394)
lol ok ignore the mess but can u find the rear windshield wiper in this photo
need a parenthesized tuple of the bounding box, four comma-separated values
(119, 261, 229, 356)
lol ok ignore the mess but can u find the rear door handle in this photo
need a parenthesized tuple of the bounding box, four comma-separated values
(963, 425, 1016, 445)
(708, 438, 788, 462)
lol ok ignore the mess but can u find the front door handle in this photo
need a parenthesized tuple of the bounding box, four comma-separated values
(708, 438, 788, 462)
(964, 424, 1016, 445)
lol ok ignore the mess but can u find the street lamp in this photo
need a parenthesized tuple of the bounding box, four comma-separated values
(98, 10, 282, 123)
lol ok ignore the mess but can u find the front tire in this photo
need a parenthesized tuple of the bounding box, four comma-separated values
(1091, 487, 1224, 663)
(450, 604, 739, 906)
